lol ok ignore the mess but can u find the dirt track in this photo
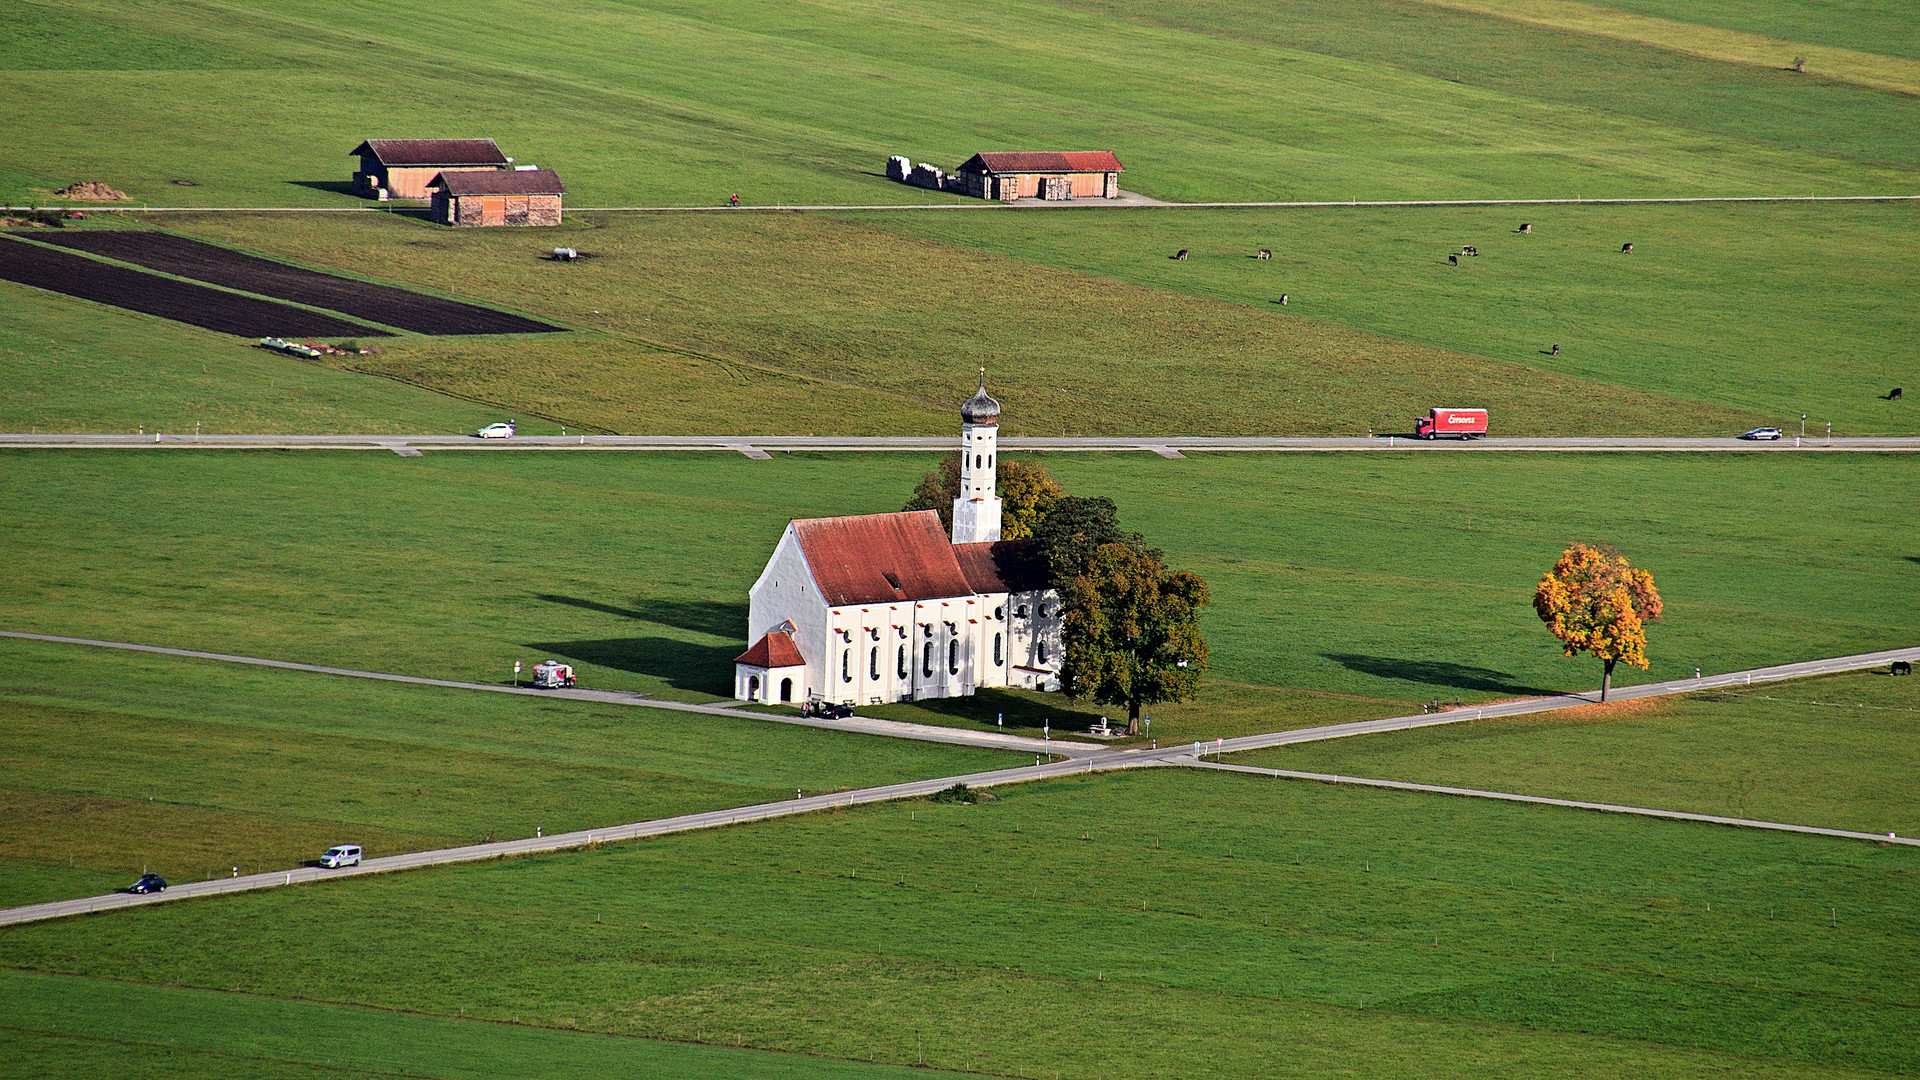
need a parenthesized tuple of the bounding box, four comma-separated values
(34, 230, 564, 336)
(0, 236, 386, 338)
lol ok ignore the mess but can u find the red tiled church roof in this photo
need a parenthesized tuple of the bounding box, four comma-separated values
(792, 511, 974, 606)
(959, 151, 1123, 174)
(953, 539, 1049, 594)
(735, 630, 805, 667)
(351, 139, 509, 166)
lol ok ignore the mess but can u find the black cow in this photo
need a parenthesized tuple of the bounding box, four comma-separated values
(1892, 387, 1904, 399)
(1278, 293, 1289, 305)
(1519, 223, 1532, 233)
(1448, 254, 1459, 267)
(1893, 660, 1913, 676)
(1550, 343, 1560, 356)
(1172, 249, 1189, 261)
(1622, 242, 1635, 253)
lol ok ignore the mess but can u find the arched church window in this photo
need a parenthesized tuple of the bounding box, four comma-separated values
(897, 645, 909, 679)
(994, 633, 1003, 666)
(994, 605, 1003, 620)
(870, 647, 879, 680)
(923, 641, 934, 677)
(1038, 603, 1050, 618)
(975, 454, 982, 468)
(948, 639, 959, 675)
(749, 675, 760, 700)
(1016, 604, 1028, 618)
(1037, 640, 1049, 665)
(842, 649, 851, 683)
(780, 678, 792, 702)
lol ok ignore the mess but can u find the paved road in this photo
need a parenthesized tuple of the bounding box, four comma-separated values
(9, 194, 1917, 214)
(1189, 760, 1920, 847)
(1, 641, 1911, 928)
(1191, 645, 1920, 758)
(0, 753, 1167, 928)
(0, 630, 1103, 756)
(6, 433, 1916, 456)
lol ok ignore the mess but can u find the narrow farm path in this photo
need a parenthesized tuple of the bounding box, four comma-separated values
(0, 630, 1103, 757)
(1190, 760, 1920, 847)
(0, 636, 1912, 928)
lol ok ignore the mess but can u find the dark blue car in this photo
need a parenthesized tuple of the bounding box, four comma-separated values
(127, 873, 167, 894)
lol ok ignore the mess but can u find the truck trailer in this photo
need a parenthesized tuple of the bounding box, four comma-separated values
(1416, 408, 1488, 439)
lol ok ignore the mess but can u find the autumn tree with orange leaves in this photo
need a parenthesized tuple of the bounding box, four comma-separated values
(1533, 543, 1663, 702)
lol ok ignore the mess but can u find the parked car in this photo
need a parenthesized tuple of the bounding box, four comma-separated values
(823, 702, 855, 719)
(319, 845, 363, 868)
(127, 873, 167, 894)
(474, 422, 516, 439)
(1738, 427, 1783, 441)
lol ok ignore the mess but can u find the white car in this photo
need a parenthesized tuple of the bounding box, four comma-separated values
(475, 422, 516, 440)
(319, 845, 362, 868)
(1738, 427, 1783, 441)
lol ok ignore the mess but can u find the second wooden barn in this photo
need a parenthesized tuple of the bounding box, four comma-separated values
(950, 152, 1124, 201)
(350, 139, 509, 199)
(430, 168, 566, 227)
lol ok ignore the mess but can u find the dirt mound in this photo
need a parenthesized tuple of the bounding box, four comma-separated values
(53, 181, 130, 202)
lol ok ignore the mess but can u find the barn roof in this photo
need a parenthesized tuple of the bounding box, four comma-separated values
(958, 151, 1124, 174)
(431, 168, 566, 195)
(953, 539, 1049, 594)
(735, 630, 805, 668)
(351, 139, 509, 166)
(793, 511, 974, 607)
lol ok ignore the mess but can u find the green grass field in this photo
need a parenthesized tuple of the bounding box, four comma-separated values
(0, 636, 1013, 906)
(3, 0, 1918, 208)
(1238, 669, 1920, 834)
(0, 969, 983, 1080)
(4, 768, 1915, 1078)
(1, 451, 1913, 744)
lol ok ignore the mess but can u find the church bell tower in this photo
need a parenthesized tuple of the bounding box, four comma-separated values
(952, 371, 1002, 545)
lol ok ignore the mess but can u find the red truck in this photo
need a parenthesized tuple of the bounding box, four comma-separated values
(1415, 407, 1488, 440)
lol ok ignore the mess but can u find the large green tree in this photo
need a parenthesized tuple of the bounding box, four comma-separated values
(1029, 495, 1155, 583)
(1061, 542, 1209, 735)
(903, 455, 1062, 541)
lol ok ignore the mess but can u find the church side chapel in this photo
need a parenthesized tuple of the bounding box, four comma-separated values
(735, 379, 1064, 706)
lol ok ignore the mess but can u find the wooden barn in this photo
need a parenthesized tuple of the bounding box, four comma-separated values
(350, 139, 509, 199)
(951, 152, 1124, 201)
(430, 168, 565, 227)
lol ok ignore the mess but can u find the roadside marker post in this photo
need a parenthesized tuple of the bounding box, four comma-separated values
(513, 660, 521, 687)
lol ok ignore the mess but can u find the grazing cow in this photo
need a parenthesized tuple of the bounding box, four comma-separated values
(1519, 223, 1532, 233)
(1892, 387, 1904, 399)
(1448, 254, 1459, 267)
(1550, 343, 1560, 356)
(1256, 248, 1272, 260)
(1462, 245, 1479, 257)
(1172, 249, 1189, 261)
(1894, 660, 1913, 676)
(1278, 294, 1289, 305)
(1622, 242, 1634, 253)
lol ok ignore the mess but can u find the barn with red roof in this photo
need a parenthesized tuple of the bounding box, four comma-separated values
(951, 151, 1124, 202)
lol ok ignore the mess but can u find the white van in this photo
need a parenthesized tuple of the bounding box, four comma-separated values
(319, 845, 362, 868)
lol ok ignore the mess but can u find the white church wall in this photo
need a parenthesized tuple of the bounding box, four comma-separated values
(748, 527, 827, 699)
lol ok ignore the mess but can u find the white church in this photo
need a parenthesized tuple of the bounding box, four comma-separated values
(734, 379, 1064, 706)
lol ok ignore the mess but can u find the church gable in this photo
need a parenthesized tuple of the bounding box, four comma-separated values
(792, 511, 974, 605)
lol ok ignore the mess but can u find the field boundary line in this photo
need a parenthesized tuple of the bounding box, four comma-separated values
(0, 630, 1100, 756)
(1190, 760, 1920, 846)
(7, 195, 1918, 214)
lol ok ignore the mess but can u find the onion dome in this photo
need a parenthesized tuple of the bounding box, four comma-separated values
(960, 370, 1001, 425)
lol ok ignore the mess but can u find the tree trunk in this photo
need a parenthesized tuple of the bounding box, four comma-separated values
(1601, 658, 1616, 702)
(1127, 699, 1142, 736)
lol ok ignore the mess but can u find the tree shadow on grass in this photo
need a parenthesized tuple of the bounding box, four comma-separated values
(534, 594, 745, 639)
(864, 688, 1109, 735)
(1321, 653, 1553, 697)
(527, 637, 736, 696)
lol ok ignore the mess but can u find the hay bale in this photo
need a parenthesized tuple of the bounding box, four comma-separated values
(53, 181, 130, 202)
